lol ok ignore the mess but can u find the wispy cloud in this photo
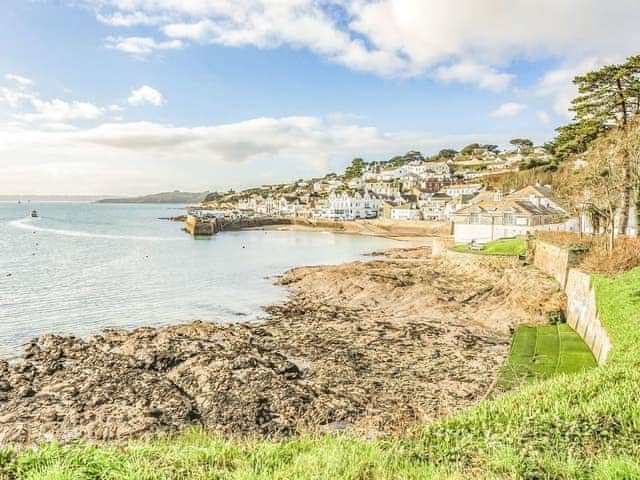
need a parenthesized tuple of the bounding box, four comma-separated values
(490, 102, 526, 118)
(105, 36, 183, 55)
(4, 74, 33, 87)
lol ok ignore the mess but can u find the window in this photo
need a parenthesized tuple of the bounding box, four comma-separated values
(503, 213, 514, 225)
(469, 213, 479, 224)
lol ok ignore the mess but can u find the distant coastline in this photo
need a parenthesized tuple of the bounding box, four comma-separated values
(96, 191, 208, 204)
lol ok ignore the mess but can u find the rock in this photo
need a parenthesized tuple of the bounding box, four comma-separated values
(0, 249, 563, 448)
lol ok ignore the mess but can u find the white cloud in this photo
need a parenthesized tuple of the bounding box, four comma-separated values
(435, 63, 514, 92)
(97, 11, 164, 27)
(92, 0, 640, 92)
(536, 110, 550, 125)
(0, 87, 35, 108)
(5, 74, 33, 87)
(490, 102, 526, 118)
(17, 98, 104, 123)
(535, 58, 604, 118)
(105, 36, 183, 55)
(128, 85, 166, 107)
(0, 115, 512, 194)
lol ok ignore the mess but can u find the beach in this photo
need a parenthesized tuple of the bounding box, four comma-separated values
(0, 244, 564, 447)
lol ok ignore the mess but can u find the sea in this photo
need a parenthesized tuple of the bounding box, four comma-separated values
(0, 202, 398, 357)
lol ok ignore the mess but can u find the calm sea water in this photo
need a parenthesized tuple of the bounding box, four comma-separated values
(0, 203, 398, 356)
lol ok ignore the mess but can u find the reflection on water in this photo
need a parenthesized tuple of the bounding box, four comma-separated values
(0, 202, 398, 356)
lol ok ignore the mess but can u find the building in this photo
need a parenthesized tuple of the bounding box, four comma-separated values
(391, 204, 422, 221)
(364, 180, 401, 198)
(419, 192, 453, 221)
(444, 183, 483, 197)
(318, 191, 381, 220)
(452, 187, 567, 243)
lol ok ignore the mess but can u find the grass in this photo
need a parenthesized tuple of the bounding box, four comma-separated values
(3, 268, 640, 479)
(497, 324, 597, 391)
(452, 238, 527, 256)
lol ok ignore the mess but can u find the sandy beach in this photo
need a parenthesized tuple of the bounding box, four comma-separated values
(248, 218, 450, 245)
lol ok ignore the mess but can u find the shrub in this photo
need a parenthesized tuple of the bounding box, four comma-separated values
(579, 237, 640, 275)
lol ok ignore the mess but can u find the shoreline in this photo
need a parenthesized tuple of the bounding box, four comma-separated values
(240, 218, 450, 246)
(0, 245, 564, 447)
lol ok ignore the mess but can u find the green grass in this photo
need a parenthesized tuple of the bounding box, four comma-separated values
(497, 324, 597, 390)
(4, 268, 640, 479)
(452, 238, 527, 256)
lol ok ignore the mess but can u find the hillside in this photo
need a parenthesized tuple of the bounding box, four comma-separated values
(96, 191, 208, 204)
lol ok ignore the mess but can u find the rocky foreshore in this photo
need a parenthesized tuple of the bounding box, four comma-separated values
(0, 247, 564, 447)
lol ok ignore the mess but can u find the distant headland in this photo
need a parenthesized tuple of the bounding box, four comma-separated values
(95, 190, 209, 204)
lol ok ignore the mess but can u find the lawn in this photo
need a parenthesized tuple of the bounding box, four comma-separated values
(3, 268, 640, 479)
(452, 238, 527, 256)
(497, 324, 597, 391)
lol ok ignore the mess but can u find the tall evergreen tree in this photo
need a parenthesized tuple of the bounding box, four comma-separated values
(556, 55, 640, 234)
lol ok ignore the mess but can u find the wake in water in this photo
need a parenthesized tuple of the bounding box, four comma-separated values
(8, 217, 181, 241)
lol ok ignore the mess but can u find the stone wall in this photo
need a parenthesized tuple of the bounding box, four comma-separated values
(533, 241, 612, 365)
(534, 241, 570, 287)
(564, 269, 612, 365)
(185, 215, 218, 236)
(453, 223, 531, 244)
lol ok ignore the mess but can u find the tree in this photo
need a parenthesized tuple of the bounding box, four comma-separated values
(461, 143, 481, 155)
(509, 138, 534, 153)
(566, 132, 627, 251)
(344, 158, 366, 179)
(556, 55, 640, 234)
(482, 144, 500, 154)
(438, 148, 458, 159)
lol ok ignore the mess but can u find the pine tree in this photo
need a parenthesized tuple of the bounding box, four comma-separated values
(557, 55, 640, 234)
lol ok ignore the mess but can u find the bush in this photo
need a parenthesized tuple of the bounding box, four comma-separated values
(535, 231, 595, 251)
(546, 310, 565, 325)
(579, 237, 640, 275)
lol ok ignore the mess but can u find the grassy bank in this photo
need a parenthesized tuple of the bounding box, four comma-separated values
(3, 268, 640, 479)
(453, 238, 526, 256)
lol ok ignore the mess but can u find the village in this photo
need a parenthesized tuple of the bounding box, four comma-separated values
(190, 141, 619, 244)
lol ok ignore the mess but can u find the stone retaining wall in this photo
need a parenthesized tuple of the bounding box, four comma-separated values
(564, 269, 612, 365)
(533, 241, 586, 288)
(533, 240, 612, 365)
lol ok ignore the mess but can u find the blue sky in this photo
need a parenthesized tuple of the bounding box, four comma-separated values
(1, 0, 639, 195)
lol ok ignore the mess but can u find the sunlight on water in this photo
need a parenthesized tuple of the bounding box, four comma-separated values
(0, 202, 398, 356)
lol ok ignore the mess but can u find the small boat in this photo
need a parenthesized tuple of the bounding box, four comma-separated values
(30, 210, 38, 218)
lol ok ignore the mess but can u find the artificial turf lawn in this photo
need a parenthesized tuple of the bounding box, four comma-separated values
(497, 324, 597, 390)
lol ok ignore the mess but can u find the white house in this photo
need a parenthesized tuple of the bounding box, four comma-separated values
(319, 191, 382, 220)
(444, 183, 482, 197)
(365, 180, 401, 198)
(452, 186, 567, 243)
(391, 204, 422, 221)
(347, 177, 364, 189)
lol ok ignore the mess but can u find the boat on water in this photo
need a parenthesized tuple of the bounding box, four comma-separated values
(31, 210, 38, 218)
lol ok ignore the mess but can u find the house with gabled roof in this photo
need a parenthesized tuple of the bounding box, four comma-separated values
(452, 186, 567, 243)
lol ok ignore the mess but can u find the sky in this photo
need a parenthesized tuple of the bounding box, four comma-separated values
(1, 1, 640, 195)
